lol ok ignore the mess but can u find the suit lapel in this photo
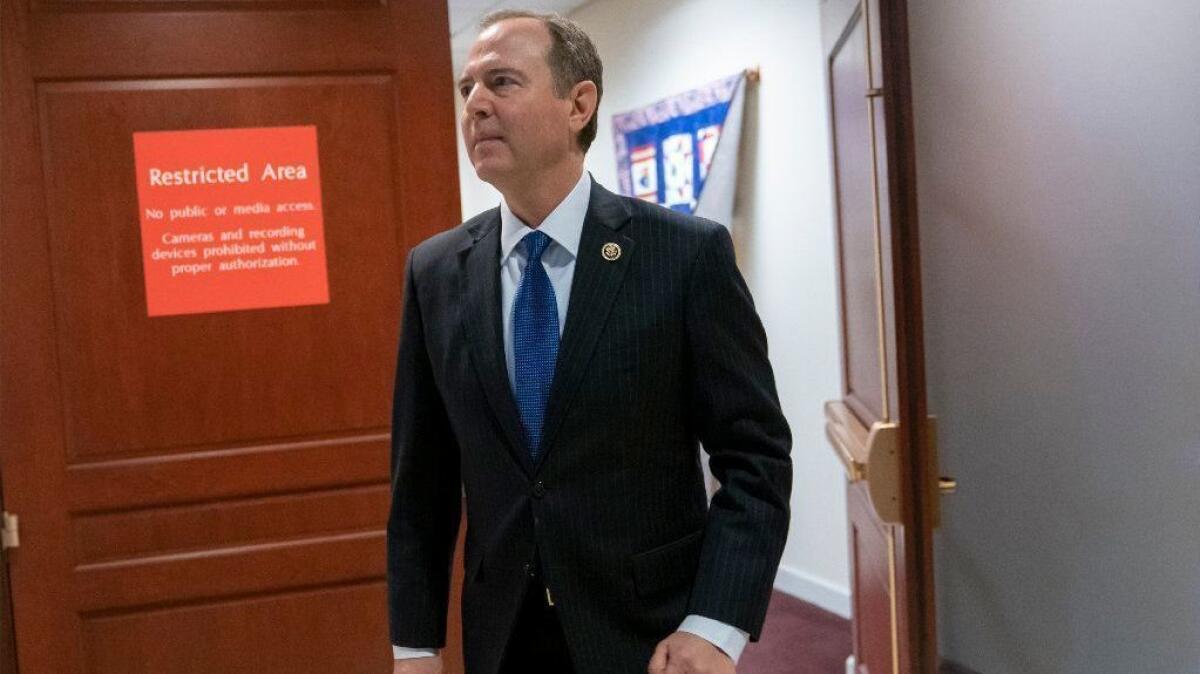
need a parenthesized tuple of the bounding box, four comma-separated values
(459, 212, 536, 476)
(535, 182, 634, 472)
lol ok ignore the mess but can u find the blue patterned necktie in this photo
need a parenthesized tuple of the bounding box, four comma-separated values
(512, 230, 560, 461)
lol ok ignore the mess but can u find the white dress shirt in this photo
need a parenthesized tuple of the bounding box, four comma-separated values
(394, 170, 749, 663)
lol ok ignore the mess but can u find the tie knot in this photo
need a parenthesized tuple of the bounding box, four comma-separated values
(523, 230, 552, 262)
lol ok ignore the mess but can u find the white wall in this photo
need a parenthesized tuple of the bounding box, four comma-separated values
(455, 0, 850, 615)
(910, 2, 1200, 672)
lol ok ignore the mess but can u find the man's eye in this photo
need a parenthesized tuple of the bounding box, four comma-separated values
(459, 85, 472, 98)
(494, 76, 514, 87)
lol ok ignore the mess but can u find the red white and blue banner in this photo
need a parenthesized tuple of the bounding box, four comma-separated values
(612, 71, 748, 227)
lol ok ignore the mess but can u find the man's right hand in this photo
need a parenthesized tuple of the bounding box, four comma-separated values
(392, 655, 443, 674)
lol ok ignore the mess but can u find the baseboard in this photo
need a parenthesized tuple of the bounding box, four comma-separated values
(939, 659, 982, 674)
(773, 564, 851, 619)
(848, 655, 978, 673)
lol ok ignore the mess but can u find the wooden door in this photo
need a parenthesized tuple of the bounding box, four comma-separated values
(821, 1, 943, 672)
(0, 1, 461, 672)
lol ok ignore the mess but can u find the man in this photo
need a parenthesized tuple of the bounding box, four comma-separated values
(388, 10, 791, 674)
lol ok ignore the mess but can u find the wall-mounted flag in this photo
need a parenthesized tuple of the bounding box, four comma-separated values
(612, 71, 750, 228)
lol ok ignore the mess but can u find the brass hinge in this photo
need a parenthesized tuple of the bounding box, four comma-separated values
(1, 512, 18, 550)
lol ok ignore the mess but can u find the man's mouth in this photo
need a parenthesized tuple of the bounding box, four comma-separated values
(475, 135, 503, 146)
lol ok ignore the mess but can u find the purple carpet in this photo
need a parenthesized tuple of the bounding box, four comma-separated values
(738, 591, 851, 674)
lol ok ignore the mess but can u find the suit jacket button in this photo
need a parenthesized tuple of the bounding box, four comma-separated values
(532, 481, 546, 499)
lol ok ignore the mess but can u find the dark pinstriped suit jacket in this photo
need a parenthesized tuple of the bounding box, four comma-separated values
(387, 179, 792, 674)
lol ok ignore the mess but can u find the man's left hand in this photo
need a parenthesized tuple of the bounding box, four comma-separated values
(647, 631, 735, 674)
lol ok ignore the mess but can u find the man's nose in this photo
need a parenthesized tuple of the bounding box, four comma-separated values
(463, 84, 492, 119)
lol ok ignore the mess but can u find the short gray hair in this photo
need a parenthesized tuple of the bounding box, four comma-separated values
(480, 10, 604, 153)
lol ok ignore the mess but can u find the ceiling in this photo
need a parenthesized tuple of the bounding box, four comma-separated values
(446, 0, 595, 74)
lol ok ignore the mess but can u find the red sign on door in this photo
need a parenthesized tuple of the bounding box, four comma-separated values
(133, 125, 330, 317)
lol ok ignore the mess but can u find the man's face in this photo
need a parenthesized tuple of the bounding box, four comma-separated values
(458, 18, 576, 188)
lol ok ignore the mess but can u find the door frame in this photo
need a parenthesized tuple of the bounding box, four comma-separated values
(870, 3, 937, 669)
(0, 7, 24, 670)
(0, 475, 15, 674)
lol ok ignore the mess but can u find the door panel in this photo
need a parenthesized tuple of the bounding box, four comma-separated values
(81, 582, 388, 673)
(830, 13, 887, 424)
(822, 0, 937, 672)
(40, 76, 403, 457)
(1, 1, 461, 672)
(850, 493, 895, 674)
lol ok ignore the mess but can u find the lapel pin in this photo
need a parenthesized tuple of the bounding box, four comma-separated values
(602, 242, 622, 262)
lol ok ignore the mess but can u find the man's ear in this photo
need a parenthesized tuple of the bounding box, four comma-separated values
(567, 80, 599, 134)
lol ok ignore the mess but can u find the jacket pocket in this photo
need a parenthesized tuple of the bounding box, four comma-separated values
(630, 529, 704, 597)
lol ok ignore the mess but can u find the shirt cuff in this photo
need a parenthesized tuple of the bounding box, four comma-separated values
(678, 614, 750, 664)
(392, 646, 439, 659)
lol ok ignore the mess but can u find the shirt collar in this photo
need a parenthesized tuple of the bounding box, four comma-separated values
(499, 170, 592, 262)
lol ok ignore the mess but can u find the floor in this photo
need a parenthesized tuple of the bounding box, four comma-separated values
(738, 592, 852, 674)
